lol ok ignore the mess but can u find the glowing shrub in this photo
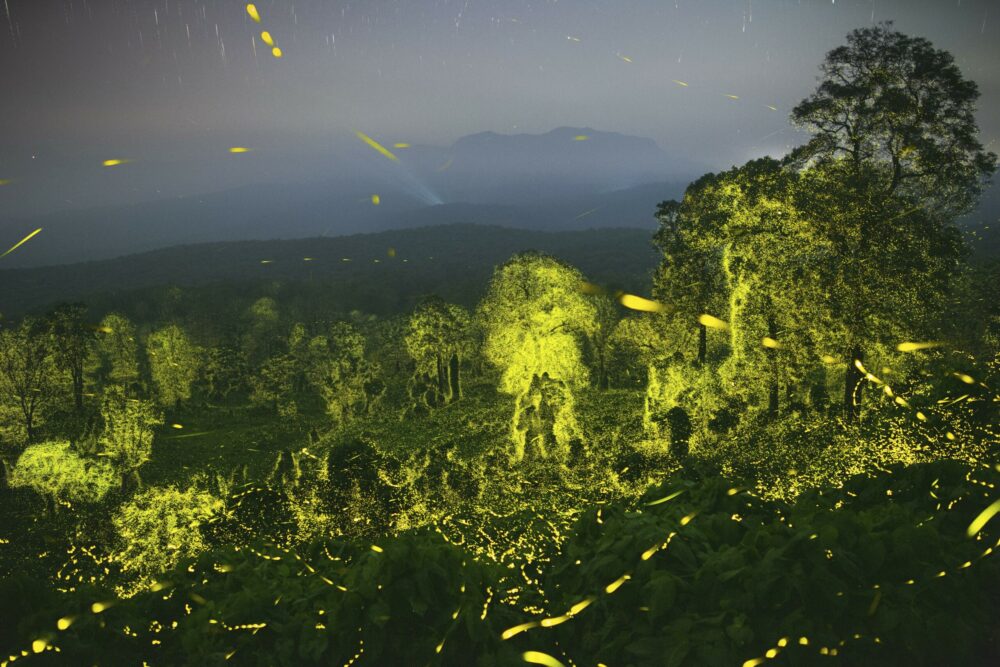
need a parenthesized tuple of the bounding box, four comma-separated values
(112, 485, 223, 582)
(8, 440, 115, 512)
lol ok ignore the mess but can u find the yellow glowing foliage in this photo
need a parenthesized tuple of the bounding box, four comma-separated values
(967, 499, 1000, 537)
(1, 227, 42, 258)
(897, 341, 944, 352)
(619, 293, 666, 313)
(698, 313, 730, 330)
(112, 485, 223, 580)
(9, 441, 116, 508)
(522, 651, 564, 667)
(271, 47, 282, 58)
(355, 131, 400, 162)
(260, 31, 274, 47)
(246, 4, 261, 23)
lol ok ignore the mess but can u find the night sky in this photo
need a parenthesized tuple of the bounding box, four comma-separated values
(0, 0, 997, 219)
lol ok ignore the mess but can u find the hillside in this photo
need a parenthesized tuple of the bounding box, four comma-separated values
(0, 224, 659, 319)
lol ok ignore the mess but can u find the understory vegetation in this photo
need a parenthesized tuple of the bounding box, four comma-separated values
(1, 23, 999, 667)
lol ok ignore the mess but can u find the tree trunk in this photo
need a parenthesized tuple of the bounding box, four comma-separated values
(73, 368, 84, 412)
(436, 355, 449, 402)
(767, 317, 779, 419)
(843, 345, 864, 420)
(698, 323, 707, 366)
(449, 354, 461, 400)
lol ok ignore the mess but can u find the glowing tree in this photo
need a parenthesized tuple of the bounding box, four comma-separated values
(146, 324, 201, 409)
(112, 485, 223, 583)
(404, 297, 472, 407)
(46, 303, 94, 413)
(91, 313, 141, 393)
(8, 440, 115, 515)
(478, 252, 596, 463)
(250, 353, 299, 417)
(651, 193, 727, 367)
(99, 385, 164, 491)
(0, 317, 59, 444)
(789, 22, 996, 418)
(306, 322, 380, 428)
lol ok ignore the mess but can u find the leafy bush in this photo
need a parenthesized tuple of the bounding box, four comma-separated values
(8, 441, 116, 512)
(8, 460, 999, 666)
(112, 485, 223, 586)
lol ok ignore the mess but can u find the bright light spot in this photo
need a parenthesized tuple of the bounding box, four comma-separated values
(371, 194, 381, 205)
(271, 47, 283, 58)
(967, 499, 1000, 537)
(229, 147, 250, 154)
(260, 31, 274, 47)
(522, 650, 564, 667)
(620, 293, 666, 313)
(698, 313, 729, 330)
(246, 4, 261, 23)
(897, 341, 944, 352)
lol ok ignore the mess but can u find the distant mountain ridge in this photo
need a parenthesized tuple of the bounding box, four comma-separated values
(0, 224, 660, 319)
(0, 127, 690, 268)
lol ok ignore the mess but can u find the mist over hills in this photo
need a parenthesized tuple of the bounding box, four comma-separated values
(0, 127, 694, 268)
(0, 224, 660, 320)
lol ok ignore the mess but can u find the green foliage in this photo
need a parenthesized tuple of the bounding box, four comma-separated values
(90, 313, 140, 391)
(539, 460, 1000, 666)
(306, 322, 380, 428)
(404, 296, 471, 407)
(250, 354, 300, 417)
(479, 252, 596, 462)
(791, 22, 997, 219)
(0, 317, 60, 445)
(146, 324, 201, 408)
(8, 441, 115, 511)
(111, 485, 223, 584)
(99, 385, 164, 488)
(8, 461, 1000, 666)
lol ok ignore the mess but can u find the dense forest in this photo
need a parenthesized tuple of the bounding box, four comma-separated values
(1, 24, 999, 666)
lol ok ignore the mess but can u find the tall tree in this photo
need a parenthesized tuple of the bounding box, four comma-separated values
(790, 23, 996, 418)
(306, 322, 380, 428)
(478, 252, 596, 463)
(99, 385, 164, 491)
(146, 324, 201, 409)
(404, 297, 472, 406)
(651, 190, 727, 367)
(91, 313, 140, 392)
(0, 318, 59, 444)
(46, 303, 94, 412)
